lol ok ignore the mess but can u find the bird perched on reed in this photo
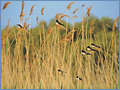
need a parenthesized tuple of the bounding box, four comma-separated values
(56, 19, 71, 32)
(86, 43, 105, 66)
(57, 69, 66, 76)
(16, 24, 29, 31)
(56, 19, 65, 27)
(17, 24, 24, 28)
(76, 75, 82, 80)
(56, 19, 80, 43)
(16, 24, 25, 31)
(91, 43, 104, 51)
(81, 50, 91, 56)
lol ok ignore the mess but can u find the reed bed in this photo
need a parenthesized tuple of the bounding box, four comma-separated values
(1, 1, 119, 89)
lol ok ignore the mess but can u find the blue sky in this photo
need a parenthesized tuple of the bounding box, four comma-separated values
(1, 0, 119, 29)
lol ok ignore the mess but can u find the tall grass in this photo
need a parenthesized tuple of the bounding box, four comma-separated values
(1, 1, 119, 89)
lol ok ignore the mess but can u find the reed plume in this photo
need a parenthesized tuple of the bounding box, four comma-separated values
(20, 0, 25, 24)
(87, 6, 92, 16)
(41, 7, 44, 16)
(2, 1, 11, 10)
(56, 13, 70, 21)
(67, 2, 75, 10)
(61, 14, 70, 18)
(29, 5, 35, 16)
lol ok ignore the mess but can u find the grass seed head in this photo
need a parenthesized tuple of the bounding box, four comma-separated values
(2, 1, 11, 10)
(20, 0, 25, 24)
(67, 2, 75, 10)
(41, 7, 44, 16)
(29, 5, 35, 16)
(87, 6, 92, 16)
(56, 13, 70, 20)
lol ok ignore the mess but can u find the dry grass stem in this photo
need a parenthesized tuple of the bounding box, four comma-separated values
(112, 16, 119, 31)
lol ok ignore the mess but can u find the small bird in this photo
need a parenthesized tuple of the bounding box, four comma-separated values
(81, 50, 91, 55)
(56, 19, 64, 27)
(91, 43, 104, 51)
(91, 43, 101, 48)
(56, 19, 80, 43)
(16, 24, 28, 31)
(17, 24, 24, 28)
(86, 46, 98, 52)
(57, 69, 66, 75)
(16, 24, 25, 31)
(86, 46, 105, 66)
(76, 76, 82, 80)
(81, 50, 86, 55)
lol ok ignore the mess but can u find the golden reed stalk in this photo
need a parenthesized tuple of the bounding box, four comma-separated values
(112, 16, 119, 49)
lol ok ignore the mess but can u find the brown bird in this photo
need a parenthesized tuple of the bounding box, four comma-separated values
(58, 69, 66, 75)
(81, 50, 91, 56)
(16, 24, 27, 31)
(76, 76, 82, 80)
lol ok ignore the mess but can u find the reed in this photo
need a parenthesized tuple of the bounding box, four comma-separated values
(112, 16, 119, 50)
(2, 1, 11, 10)
(66, 2, 75, 10)
(41, 7, 44, 16)
(20, 0, 25, 24)
(81, 6, 85, 49)
(56, 13, 70, 20)
(87, 6, 92, 17)
(29, 5, 35, 16)
(1, 1, 119, 89)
